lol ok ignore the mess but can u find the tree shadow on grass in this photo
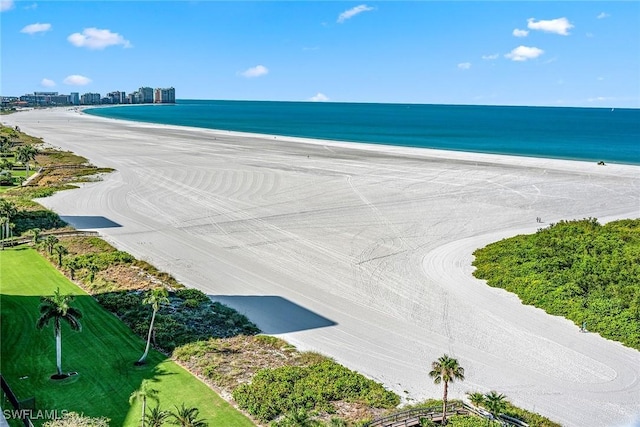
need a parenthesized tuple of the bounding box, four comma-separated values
(0, 293, 210, 426)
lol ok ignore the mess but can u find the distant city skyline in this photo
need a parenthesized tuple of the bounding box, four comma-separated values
(3, 85, 176, 107)
(1, 1, 639, 108)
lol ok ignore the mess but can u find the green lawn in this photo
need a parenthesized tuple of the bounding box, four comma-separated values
(0, 247, 254, 426)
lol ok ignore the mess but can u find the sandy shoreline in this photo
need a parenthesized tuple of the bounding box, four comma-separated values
(3, 108, 640, 426)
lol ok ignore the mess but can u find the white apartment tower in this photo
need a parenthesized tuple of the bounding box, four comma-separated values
(154, 87, 176, 104)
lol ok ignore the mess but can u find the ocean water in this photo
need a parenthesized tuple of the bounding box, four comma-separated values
(85, 100, 640, 165)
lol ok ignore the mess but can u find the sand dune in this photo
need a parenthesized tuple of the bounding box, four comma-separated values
(3, 108, 639, 426)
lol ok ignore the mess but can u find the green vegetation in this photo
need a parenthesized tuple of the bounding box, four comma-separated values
(43, 412, 110, 427)
(95, 289, 259, 352)
(232, 360, 399, 423)
(502, 402, 561, 427)
(445, 415, 486, 427)
(473, 218, 640, 349)
(483, 391, 507, 422)
(0, 247, 254, 426)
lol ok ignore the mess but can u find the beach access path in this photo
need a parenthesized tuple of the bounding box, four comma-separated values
(3, 108, 639, 427)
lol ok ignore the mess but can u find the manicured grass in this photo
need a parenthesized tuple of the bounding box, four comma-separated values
(0, 247, 255, 426)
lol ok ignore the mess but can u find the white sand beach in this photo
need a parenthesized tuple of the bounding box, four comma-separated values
(3, 108, 640, 427)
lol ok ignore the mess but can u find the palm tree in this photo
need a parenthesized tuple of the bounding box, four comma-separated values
(44, 235, 59, 255)
(146, 405, 168, 427)
(0, 217, 7, 249)
(0, 198, 17, 219)
(0, 135, 13, 153)
(483, 391, 507, 425)
(467, 391, 485, 408)
(280, 409, 321, 427)
(0, 198, 17, 249)
(137, 288, 169, 365)
(29, 228, 42, 245)
(14, 144, 38, 179)
(428, 354, 465, 425)
(86, 262, 99, 283)
(64, 257, 81, 280)
(35, 288, 82, 378)
(129, 379, 159, 427)
(169, 404, 207, 427)
(54, 243, 68, 267)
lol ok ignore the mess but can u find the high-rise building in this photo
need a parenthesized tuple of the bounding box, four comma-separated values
(154, 87, 176, 104)
(106, 91, 126, 104)
(80, 93, 101, 105)
(70, 92, 79, 105)
(139, 87, 154, 104)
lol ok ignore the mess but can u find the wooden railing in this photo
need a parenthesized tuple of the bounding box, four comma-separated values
(1, 230, 99, 248)
(366, 403, 467, 426)
(366, 402, 529, 427)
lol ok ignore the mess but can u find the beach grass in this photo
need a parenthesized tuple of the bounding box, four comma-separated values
(0, 247, 255, 426)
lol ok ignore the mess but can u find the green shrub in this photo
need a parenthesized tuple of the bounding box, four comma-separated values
(473, 218, 640, 350)
(94, 291, 142, 313)
(503, 402, 561, 427)
(75, 251, 134, 270)
(13, 209, 66, 233)
(232, 360, 399, 422)
(176, 288, 210, 304)
(93, 290, 259, 352)
(446, 415, 487, 427)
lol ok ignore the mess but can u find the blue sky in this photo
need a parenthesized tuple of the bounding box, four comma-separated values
(1, 1, 639, 107)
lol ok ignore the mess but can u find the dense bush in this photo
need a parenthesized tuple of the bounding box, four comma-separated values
(233, 360, 399, 422)
(74, 251, 135, 270)
(473, 218, 640, 349)
(446, 416, 487, 427)
(176, 288, 211, 305)
(94, 290, 259, 352)
(503, 402, 561, 427)
(13, 209, 66, 234)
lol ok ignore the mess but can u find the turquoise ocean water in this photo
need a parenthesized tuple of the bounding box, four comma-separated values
(85, 100, 640, 165)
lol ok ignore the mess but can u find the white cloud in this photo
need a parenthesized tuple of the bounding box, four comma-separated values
(505, 45, 544, 61)
(63, 75, 92, 86)
(457, 62, 471, 70)
(20, 22, 51, 34)
(24, 3, 37, 10)
(240, 65, 269, 78)
(67, 28, 132, 50)
(40, 78, 56, 87)
(527, 17, 574, 35)
(482, 53, 499, 60)
(587, 96, 614, 103)
(309, 93, 329, 102)
(337, 4, 374, 23)
(0, 0, 14, 12)
(597, 12, 610, 19)
(513, 28, 529, 37)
